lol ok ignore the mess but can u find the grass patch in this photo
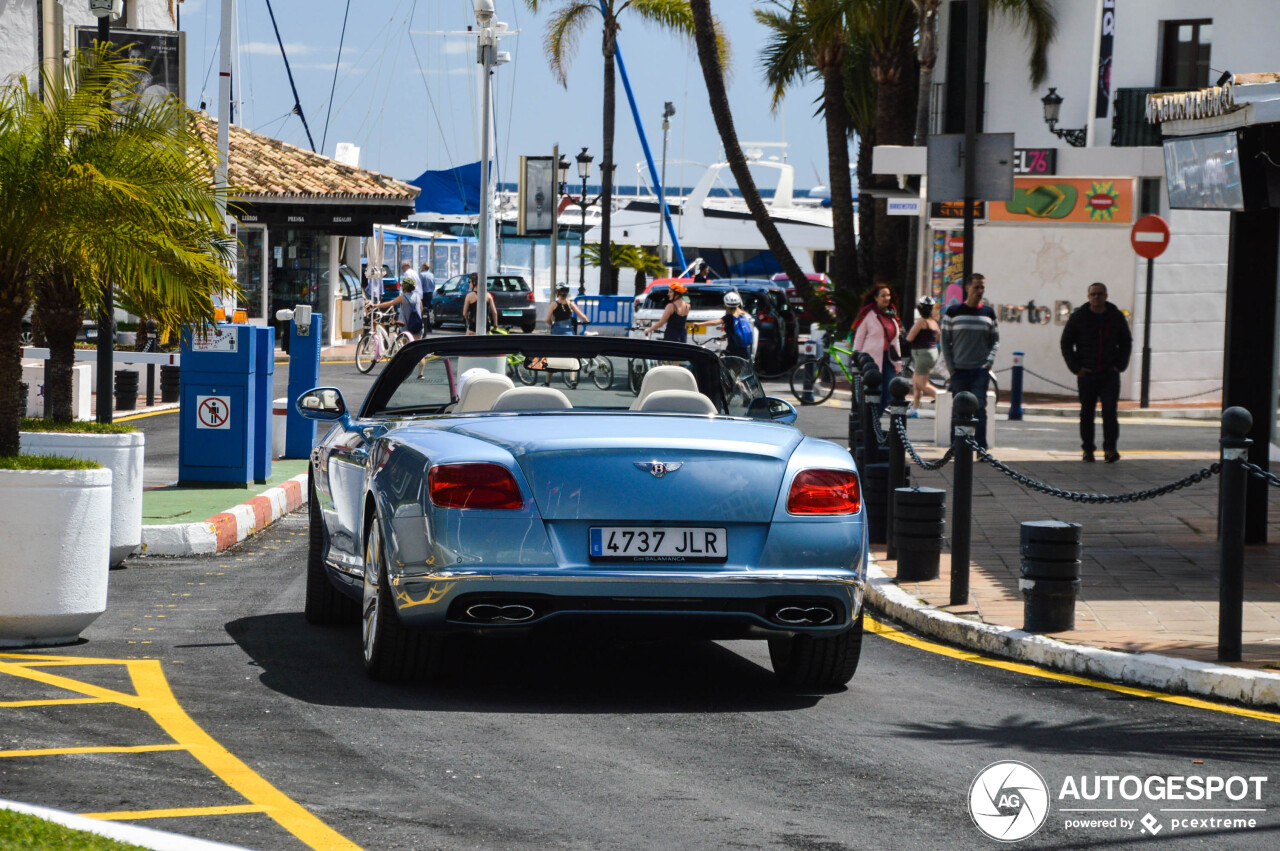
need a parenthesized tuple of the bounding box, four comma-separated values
(0, 455, 102, 471)
(0, 808, 150, 850)
(21, 418, 135, 435)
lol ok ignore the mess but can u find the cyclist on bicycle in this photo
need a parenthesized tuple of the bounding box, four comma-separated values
(546, 284, 590, 335)
(904, 296, 940, 416)
(369, 278, 424, 340)
(720, 291, 754, 361)
(644, 282, 690, 342)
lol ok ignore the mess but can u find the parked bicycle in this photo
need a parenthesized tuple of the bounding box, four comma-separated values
(788, 339, 856, 405)
(355, 306, 414, 374)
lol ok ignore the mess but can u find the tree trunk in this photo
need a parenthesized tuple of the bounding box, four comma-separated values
(33, 270, 84, 424)
(687, 0, 817, 318)
(856, 134, 875, 290)
(821, 62, 859, 315)
(600, 27, 617, 296)
(912, 0, 939, 146)
(0, 292, 29, 456)
(634, 269, 646, 296)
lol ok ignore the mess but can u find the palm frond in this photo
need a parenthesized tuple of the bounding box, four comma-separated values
(985, 0, 1057, 88)
(543, 3, 599, 87)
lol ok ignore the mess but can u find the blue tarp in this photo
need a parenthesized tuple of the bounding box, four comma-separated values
(408, 161, 490, 216)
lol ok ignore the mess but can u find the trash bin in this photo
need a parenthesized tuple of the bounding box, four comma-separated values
(1020, 520, 1082, 632)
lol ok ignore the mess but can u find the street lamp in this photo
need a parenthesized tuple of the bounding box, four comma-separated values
(89, 0, 121, 424)
(656, 101, 676, 269)
(1040, 87, 1087, 147)
(576, 148, 595, 295)
(558, 154, 570, 280)
(472, 0, 511, 334)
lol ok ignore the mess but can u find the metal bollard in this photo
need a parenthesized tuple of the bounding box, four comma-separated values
(895, 487, 946, 581)
(1218, 407, 1252, 662)
(1020, 520, 1082, 632)
(847, 357, 863, 453)
(950, 391, 979, 606)
(146, 363, 155, 407)
(886, 376, 911, 560)
(861, 366, 882, 466)
(800, 358, 816, 405)
(1009, 351, 1024, 421)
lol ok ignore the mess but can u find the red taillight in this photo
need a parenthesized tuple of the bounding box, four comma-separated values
(786, 469, 861, 515)
(428, 463, 523, 510)
(758, 312, 775, 324)
(526, 291, 536, 302)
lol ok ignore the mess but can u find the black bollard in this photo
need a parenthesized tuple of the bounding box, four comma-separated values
(114, 369, 139, 412)
(861, 366, 882, 466)
(160, 365, 180, 403)
(848, 356, 863, 454)
(1020, 520, 1082, 632)
(885, 376, 912, 561)
(950, 391, 979, 607)
(146, 363, 155, 407)
(895, 487, 946, 581)
(1218, 407, 1252, 662)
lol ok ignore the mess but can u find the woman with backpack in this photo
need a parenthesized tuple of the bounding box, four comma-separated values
(545, 284, 590, 335)
(720, 291, 754, 362)
(371, 277, 424, 340)
(851, 283, 901, 415)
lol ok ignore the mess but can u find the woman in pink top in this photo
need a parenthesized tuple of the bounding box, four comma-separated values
(851, 283, 901, 414)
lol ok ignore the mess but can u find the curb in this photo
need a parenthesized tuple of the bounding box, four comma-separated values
(863, 561, 1280, 709)
(0, 799, 249, 851)
(138, 473, 308, 557)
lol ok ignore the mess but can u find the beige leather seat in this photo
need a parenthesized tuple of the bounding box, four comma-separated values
(636, 389, 717, 415)
(454, 373, 515, 412)
(490, 386, 573, 412)
(629, 365, 699, 411)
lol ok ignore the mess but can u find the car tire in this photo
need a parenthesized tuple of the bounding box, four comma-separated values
(305, 473, 359, 626)
(521, 321, 536, 334)
(362, 518, 442, 682)
(768, 611, 863, 689)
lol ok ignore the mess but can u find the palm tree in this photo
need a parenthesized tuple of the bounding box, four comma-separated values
(582, 243, 666, 294)
(526, 1, 697, 297)
(687, 0, 821, 324)
(0, 47, 235, 446)
(755, 0, 862, 314)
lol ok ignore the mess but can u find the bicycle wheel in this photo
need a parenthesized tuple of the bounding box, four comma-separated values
(628, 359, 649, 395)
(789, 359, 835, 405)
(388, 332, 411, 359)
(355, 333, 378, 374)
(591, 357, 615, 390)
(515, 363, 538, 386)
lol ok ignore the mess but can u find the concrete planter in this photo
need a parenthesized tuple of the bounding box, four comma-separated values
(0, 467, 112, 647)
(20, 430, 144, 566)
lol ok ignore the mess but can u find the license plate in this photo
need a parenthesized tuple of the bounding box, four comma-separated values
(501, 309, 522, 316)
(689, 323, 708, 334)
(589, 526, 727, 563)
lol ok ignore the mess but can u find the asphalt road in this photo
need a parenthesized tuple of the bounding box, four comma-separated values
(5, 363, 1275, 849)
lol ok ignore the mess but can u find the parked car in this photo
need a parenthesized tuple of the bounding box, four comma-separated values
(431, 274, 537, 333)
(298, 333, 866, 688)
(772, 272, 835, 328)
(721, 278, 800, 374)
(20, 307, 98, 345)
(632, 283, 777, 369)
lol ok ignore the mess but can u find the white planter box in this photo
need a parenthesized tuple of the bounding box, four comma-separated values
(0, 468, 112, 647)
(21, 430, 145, 566)
(21, 362, 92, 420)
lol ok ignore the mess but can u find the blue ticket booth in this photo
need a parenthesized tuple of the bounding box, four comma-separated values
(178, 325, 258, 486)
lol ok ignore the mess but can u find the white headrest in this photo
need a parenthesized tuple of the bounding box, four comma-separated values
(490, 386, 573, 412)
(455, 373, 515, 412)
(629, 365, 698, 410)
(636, 389, 717, 415)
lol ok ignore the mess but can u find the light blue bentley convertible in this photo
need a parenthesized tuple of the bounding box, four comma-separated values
(297, 335, 867, 688)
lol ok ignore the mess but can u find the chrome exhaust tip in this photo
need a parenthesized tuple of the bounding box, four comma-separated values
(773, 605, 836, 626)
(465, 603, 537, 623)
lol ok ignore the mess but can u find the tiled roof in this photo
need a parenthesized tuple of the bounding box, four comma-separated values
(193, 114, 418, 204)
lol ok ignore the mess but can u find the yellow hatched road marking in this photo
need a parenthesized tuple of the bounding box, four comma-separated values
(0, 744, 186, 758)
(0, 654, 361, 850)
(0, 698, 109, 708)
(864, 615, 1280, 725)
(85, 804, 268, 821)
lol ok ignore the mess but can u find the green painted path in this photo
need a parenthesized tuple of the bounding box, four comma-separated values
(140, 460, 309, 525)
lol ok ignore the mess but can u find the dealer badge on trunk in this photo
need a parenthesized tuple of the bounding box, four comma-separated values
(635, 461, 683, 479)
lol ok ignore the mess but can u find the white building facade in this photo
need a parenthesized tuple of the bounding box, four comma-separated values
(884, 0, 1280, 403)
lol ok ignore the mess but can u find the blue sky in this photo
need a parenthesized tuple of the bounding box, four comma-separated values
(180, 0, 844, 192)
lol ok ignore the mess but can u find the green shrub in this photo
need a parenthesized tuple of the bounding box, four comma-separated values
(0, 808, 149, 850)
(20, 418, 135, 435)
(0, 455, 102, 471)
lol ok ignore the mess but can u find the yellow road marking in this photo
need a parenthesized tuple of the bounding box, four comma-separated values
(0, 744, 186, 758)
(116, 408, 177, 422)
(0, 655, 360, 850)
(0, 698, 109, 708)
(864, 615, 1280, 724)
(85, 805, 268, 821)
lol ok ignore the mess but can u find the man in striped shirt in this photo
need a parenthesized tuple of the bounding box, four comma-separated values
(941, 273, 999, 447)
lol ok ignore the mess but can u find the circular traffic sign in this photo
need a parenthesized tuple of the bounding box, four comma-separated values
(947, 235, 966, 253)
(1130, 214, 1170, 259)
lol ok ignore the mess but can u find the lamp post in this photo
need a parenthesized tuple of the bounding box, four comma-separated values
(472, 0, 511, 335)
(89, 0, 120, 424)
(1040, 87, 1087, 147)
(557, 154, 570, 285)
(576, 148, 593, 295)
(656, 101, 675, 270)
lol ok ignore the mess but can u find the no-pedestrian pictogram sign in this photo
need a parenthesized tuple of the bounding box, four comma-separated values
(1131, 214, 1171, 259)
(196, 395, 231, 430)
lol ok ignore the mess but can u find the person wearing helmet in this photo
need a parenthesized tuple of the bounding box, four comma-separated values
(644, 282, 690, 343)
(721, 291, 753, 361)
(905, 296, 940, 415)
(546, 284, 590, 335)
(370, 276, 424, 340)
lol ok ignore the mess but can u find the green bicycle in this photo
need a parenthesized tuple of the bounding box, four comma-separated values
(788, 339, 856, 405)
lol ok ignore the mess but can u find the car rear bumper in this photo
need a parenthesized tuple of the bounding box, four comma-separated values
(388, 568, 865, 638)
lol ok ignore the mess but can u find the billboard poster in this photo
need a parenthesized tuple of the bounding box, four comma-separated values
(988, 177, 1134, 224)
(518, 156, 555, 236)
(931, 231, 967, 310)
(1096, 1, 1116, 118)
(75, 28, 184, 109)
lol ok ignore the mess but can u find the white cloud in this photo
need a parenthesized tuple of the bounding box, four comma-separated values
(240, 41, 318, 56)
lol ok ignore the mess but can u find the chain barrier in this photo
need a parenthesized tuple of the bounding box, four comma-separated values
(1242, 460, 1280, 488)
(1020, 368, 1078, 392)
(963, 435, 1221, 503)
(894, 417, 955, 471)
(1020, 367, 1222, 402)
(870, 411, 888, 446)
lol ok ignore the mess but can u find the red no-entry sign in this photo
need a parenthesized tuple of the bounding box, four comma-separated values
(1131, 215, 1171, 259)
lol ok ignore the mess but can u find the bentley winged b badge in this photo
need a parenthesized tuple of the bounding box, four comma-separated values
(635, 461, 684, 479)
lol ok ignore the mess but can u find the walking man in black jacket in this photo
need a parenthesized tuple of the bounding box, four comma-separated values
(1060, 282, 1133, 462)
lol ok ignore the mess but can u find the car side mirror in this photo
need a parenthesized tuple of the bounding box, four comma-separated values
(747, 395, 798, 424)
(296, 387, 348, 422)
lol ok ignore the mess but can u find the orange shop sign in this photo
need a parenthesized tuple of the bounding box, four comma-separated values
(989, 177, 1134, 224)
